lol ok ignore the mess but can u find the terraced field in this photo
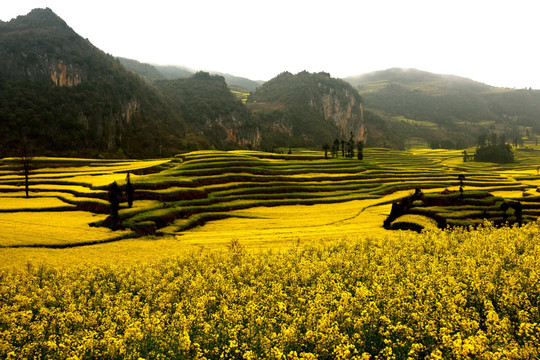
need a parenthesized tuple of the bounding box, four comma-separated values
(1, 148, 538, 252)
(0, 157, 170, 247)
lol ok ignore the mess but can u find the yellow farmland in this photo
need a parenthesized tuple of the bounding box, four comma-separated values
(0, 148, 535, 269)
(1, 149, 540, 358)
(1, 148, 539, 263)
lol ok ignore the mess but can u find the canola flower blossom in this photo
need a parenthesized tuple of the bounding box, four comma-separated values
(0, 222, 539, 359)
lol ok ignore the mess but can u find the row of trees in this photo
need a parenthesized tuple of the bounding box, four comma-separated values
(474, 143, 515, 163)
(322, 133, 364, 160)
(462, 131, 516, 163)
(474, 131, 515, 163)
(476, 129, 538, 149)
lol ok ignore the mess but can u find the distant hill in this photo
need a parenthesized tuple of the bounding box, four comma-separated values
(127, 61, 263, 92)
(153, 64, 194, 80)
(345, 68, 540, 148)
(212, 72, 264, 92)
(3, 9, 379, 157)
(117, 57, 166, 84)
(0, 8, 188, 158)
(12, 9, 537, 156)
(154, 70, 380, 151)
(156, 70, 377, 151)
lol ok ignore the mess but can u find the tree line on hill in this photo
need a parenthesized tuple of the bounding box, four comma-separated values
(321, 132, 364, 160)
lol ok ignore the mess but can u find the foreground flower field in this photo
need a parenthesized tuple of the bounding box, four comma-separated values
(1, 223, 539, 359)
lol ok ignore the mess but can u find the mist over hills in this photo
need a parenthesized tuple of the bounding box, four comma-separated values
(118, 57, 263, 92)
(346, 68, 540, 149)
(2, 8, 540, 157)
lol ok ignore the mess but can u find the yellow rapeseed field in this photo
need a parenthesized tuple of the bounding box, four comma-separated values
(0, 223, 539, 359)
(1, 149, 540, 358)
(0, 212, 132, 248)
(0, 197, 75, 211)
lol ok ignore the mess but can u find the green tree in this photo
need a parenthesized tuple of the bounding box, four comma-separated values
(458, 174, 465, 200)
(348, 132, 355, 158)
(357, 141, 364, 160)
(477, 134, 487, 147)
(475, 143, 514, 163)
(332, 139, 340, 158)
(322, 144, 330, 159)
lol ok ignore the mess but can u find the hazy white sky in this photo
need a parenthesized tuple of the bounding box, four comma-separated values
(2, 0, 540, 88)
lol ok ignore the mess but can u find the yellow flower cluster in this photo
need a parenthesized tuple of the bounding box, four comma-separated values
(1, 223, 539, 359)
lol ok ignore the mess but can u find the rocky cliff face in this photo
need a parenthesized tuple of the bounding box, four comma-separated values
(222, 117, 261, 148)
(49, 61, 83, 87)
(0, 51, 87, 86)
(248, 71, 366, 149)
(318, 85, 366, 142)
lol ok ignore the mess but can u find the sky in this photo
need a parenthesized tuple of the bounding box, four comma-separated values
(2, 0, 540, 89)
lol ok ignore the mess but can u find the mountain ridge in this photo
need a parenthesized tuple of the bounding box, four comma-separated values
(0, 8, 188, 157)
(345, 68, 492, 88)
(1, 9, 373, 156)
(3, 8, 540, 156)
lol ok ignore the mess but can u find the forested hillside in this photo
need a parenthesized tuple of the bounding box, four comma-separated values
(0, 8, 187, 158)
(7, 9, 539, 156)
(248, 71, 363, 149)
(120, 58, 262, 92)
(0, 9, 376, 157)
(156, 72, 259, 149)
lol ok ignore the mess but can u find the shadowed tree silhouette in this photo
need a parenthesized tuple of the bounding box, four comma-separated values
(126, 173, 134, 208)
(500, 201, 509, 223)
(322, 144, 330, 159)
(332, 139, 340, 158)
(512, 201, 523, 226)
(458, 174, 465, 200)
(357, 141, 364, 160)
(347, 132, 355, 158)
(18, 140, 34, 198)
